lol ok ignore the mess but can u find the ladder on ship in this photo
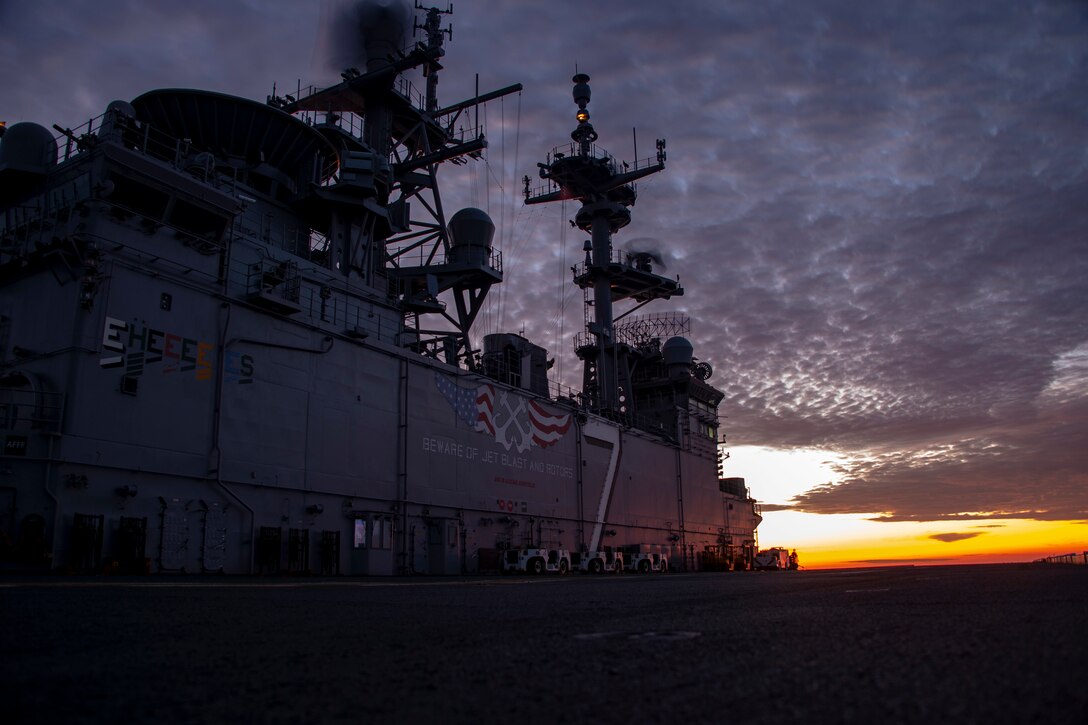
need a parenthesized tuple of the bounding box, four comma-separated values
(674, 448, 691, 571)
(396, 359, 410, 575)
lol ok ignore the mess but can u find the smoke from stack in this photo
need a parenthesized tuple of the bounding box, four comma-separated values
(317, 0, 412, 77)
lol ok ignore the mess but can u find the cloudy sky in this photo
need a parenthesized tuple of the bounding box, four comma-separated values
(3, 1, 1086, 549)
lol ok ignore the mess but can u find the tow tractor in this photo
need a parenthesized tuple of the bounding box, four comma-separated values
(571, 550, 624, 574)
(500, 548, 571, 574)
(625, 551, 669, 573)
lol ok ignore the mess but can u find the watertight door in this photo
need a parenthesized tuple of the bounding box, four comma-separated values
(427, 519, 460, 575)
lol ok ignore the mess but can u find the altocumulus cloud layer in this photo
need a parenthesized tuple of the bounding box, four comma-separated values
(3, 1, 1086, 523)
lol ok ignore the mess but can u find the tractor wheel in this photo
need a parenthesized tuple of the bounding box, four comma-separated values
(528, 558, 544, 575)
(559, 559, 569, 575)
(588, 559, 602, 574)
(638, 559, 650, 574)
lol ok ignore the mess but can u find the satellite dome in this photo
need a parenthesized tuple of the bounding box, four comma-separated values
(662, 336, 694, 367)
(447, 208, 495, 266)
(0, 122, 58, 174)
(449, 208, 495, 248)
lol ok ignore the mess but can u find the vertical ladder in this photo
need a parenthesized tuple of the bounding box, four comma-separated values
(396, 358, 410, 574)
(575, 429, 585, 551)
(674, 448, 688, 571)
(580, 287, 599, 405)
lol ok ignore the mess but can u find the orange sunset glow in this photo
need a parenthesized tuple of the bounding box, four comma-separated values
(729, 446, 1087, 568)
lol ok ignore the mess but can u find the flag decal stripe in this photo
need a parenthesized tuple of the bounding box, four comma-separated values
(435, 374, 572, 450)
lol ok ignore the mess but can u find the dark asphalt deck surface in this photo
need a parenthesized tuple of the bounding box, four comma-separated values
(2, 564, 1086, 724)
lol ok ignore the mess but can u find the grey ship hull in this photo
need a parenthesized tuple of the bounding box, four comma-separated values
(0, 5, 759, 576)
(1, 281, 758, 574)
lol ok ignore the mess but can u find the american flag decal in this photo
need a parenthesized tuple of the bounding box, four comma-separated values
(475, 384, 496, 435)
(528, 400, 572, 447)
(435, 373, 572, 450)
(435, 374, 495, 435)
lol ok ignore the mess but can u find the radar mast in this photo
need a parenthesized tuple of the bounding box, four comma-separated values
(282, 1, 521, 369)
(524, 74, 680, 417)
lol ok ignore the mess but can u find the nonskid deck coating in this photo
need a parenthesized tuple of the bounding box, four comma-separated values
(3, 563, 1086, 723)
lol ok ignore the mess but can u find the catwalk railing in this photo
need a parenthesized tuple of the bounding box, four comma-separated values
(1034, 552, 1088, 565)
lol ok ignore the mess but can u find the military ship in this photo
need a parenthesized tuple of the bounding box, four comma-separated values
(0, 2, 760, 576)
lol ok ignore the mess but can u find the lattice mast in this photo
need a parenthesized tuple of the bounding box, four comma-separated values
(284, 2, 520, 368)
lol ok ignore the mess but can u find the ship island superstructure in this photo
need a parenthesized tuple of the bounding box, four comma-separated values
(0, 2, 760, 575)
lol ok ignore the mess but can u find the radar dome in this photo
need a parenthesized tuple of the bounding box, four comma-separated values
(662, 336, 694, 367)
(0, 122, 58, 174)
(448, 208, 495, 266)
(448, 208, 495, 248)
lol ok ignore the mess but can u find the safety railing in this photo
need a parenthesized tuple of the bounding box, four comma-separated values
(0, 386, 64, 434)
(1034, 552, 1088, 565)
(524, 141, 662, 200)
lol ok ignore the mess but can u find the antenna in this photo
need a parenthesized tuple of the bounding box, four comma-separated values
(524, 73, 676, 414)
(414, 2, 454, 113)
